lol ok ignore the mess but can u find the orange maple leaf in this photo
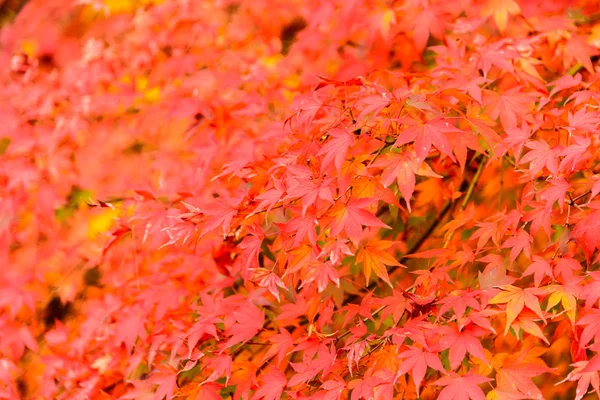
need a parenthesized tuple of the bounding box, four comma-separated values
(489, 285, 546, 335)
(356, 239, 404, 286)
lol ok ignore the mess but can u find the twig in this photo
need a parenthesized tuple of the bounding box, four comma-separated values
(443, 157, 487, 248)
(345, 154, 486, 304)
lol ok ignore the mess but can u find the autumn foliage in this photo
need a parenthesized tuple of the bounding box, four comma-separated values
(4, 0, 600, 399)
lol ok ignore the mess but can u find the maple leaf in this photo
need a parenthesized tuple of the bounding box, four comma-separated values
(464, 102, 503, 147)
(467, 309, 501, 334)
(559, 135, 590, 173)
(263, 328, 294, 366)
(284, 243, 317, 275)
(539, 178, 569, 212)
(251, 369, 287, 400)
(548, 73, 582, 97)
(545, 281, 581, 323)
(495, 357, 554, 400)
(522, 202, 552, 238)
(225, 302, 264, 348)
(356, 239, 404, 287)
(566, 108, 600, 133)
(146, 365, 178, 400)
(395, 115, 457, 164)
(284, 165, 334, 216)
(486, 86, 532, 129)
(201, 202, 238, 237)
(486, 386, 529, 399)
(489, 285, 546, 335)
(238, 227, 264, 276)
(396, 346, 446, 396)
(291, 92, 323, 126)
(554, 256, 582, 281)
(230, 360, 257, 400)
(15, 1, 600, 397)
(501, 229, 532, 264)
(357, 93, 392, 122)
(521, 256, 553, 287)
(481, 0, 520, 33)
(577, 308, 600, 348)
(321, 377, 346, 400)
(373, 151, 441, 212)
(319, 237, 354, 265)
(254, 268, 287, 302)
(504, 121, 531, 164)
(250, 177, 287, 215)
(345, 340, 368, 376)
(343, 293, 376, 326)
(439, 324, 489, 370)
(581, 272, 600, 309)
(475, 40, 519, 76)
(328, 198, 390, 244)
(557, 360, 600, 400)
(288, 344, 337, 387)
(434, 371, 492, 400)
(471, 221, 501, 250)
(379, 290, 411, 325)
(436, 290, 480, 322)
(591, 177, 600, 202)
(301, 260, 340, 293)
(563, 34, 600, 73)
(318, 127, 355, 174)
(284, 208, 319, 246)
(519, 140, 558, 177)
(202, 355, 233, 385)
(478, 261, 514, 294)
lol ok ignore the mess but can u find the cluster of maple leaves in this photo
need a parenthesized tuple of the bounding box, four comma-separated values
(2, 0, 600, 399)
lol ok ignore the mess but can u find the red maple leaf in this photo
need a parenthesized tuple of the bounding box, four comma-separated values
(225, 302, 264, 348)
(396, 346, 446, 396)
(501, 229, 532, 264)
(439, 323, 489, 370)
(434, 371, 491, 400)
(395, 115, 457, 164)
(328, 197, 390, 244)
(522, 256, 553, 287)
(540, 178, 569, 212)
(518, 140, 560, 178)
(251, 369, 287, 400)
(318, 127, 355, 174)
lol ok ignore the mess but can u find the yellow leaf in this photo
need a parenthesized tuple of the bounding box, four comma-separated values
(545, 285, 578, 323)
(104, 0, 135, 14)
(481, 0, 521, 34)
(514, 319, 549, 344)
(88, 208, 119, 239)
(20, 39, 38, 57)
(143, 86, 161, 103)
(489, 285, 545, 335)
(380, 8, 396, 37)
(261, 54, 283, 69)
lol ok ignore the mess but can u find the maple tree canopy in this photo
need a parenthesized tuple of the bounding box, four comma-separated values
(3, 0, 600, 399)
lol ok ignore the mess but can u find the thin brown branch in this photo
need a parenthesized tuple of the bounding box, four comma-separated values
(443, 157, 487, 248)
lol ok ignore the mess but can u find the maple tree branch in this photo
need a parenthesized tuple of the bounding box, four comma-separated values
(345, 154, 486, 304)
(443, 157, 487, 248)
(404, 200, 454, 259)
(570, 190, 591, 204)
